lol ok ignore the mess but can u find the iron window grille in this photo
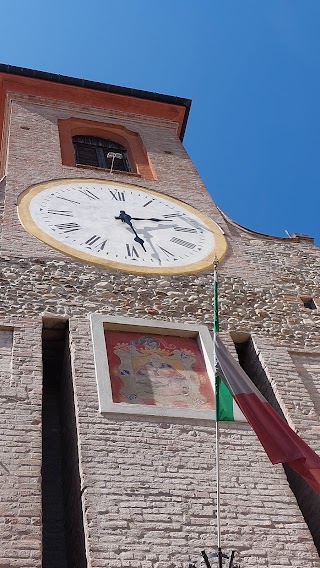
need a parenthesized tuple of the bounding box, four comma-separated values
(72, 135, 131, 172)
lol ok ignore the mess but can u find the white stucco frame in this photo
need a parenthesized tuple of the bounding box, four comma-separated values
(90, 314, 216, 420)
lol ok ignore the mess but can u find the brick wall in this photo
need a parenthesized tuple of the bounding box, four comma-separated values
(0, 320, 42, 567)
(0, 91, 319, 567)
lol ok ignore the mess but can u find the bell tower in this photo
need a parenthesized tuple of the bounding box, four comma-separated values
(0, 64, 320, 567)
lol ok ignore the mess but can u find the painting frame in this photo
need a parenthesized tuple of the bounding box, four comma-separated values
(90, 314, 216, 420)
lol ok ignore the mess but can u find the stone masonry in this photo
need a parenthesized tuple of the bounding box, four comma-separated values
(0, 68, 319, 567)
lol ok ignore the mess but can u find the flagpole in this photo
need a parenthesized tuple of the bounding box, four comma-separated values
(213, 259, 223, 568)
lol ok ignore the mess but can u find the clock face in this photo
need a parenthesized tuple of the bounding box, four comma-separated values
(17, 179, 227, 274)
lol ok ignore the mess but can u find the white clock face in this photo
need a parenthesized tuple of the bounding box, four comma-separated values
(17, 179, 227, 274)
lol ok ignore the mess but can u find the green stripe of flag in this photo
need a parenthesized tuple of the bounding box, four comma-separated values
(213, 269, 237, 421)
(215, 375, 235, 421)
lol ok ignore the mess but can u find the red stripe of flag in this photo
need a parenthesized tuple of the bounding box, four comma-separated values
(215, 336, 320, 495)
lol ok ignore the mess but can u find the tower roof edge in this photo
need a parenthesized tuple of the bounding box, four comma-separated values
(0, 63, 191, 140)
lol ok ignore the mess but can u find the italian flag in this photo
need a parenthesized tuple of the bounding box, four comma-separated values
(213, 272, 245, 422)
(215, 370, 246, 421)
(213, 272, 320, 495)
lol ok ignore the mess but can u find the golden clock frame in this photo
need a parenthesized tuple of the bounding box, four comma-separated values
(17, 178, 227, 275)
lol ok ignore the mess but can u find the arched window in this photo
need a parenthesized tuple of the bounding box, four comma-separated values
(72, 136, 131, 172)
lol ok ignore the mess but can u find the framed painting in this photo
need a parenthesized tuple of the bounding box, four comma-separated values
(90, 315, 216, 420)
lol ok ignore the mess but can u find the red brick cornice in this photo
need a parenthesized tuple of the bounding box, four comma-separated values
(0, 72, 189, 174)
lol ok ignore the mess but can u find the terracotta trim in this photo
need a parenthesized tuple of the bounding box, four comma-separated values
(0, 64, 191, 138)
(58, 117, 156, 180)
(0, 73, 187, 174)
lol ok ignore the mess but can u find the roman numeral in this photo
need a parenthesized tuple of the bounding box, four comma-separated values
(47, 209, 73, 216)
(143, 199, 154, 207)
(173, 225, 197, 233)
(163, 213, 185, 219)
(78, 188, 99, 200)
(158, 246, 176, 260)
(170, 237, 196, 249)
(85, 235, 108, 251)
(55, 223, 81, 233)
(56, 196, 80, 205)
(109, 190, 125, 201)
(126, 244, 140, 258)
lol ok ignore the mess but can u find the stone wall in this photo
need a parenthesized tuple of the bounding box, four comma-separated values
(0, 91, 319, 567)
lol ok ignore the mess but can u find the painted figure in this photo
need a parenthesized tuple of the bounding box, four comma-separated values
(105, 331, 214, 409)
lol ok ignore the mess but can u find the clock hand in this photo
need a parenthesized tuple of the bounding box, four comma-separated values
(115, 210, 146, 251)
(131, 215, 210, 233)
(128, 217, 168, 222)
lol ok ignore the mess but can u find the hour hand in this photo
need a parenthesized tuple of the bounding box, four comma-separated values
(115, 210, 146, 251)
(133, 234, 146, 249)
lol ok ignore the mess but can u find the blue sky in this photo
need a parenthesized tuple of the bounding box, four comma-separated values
(1, 1, 320, 243)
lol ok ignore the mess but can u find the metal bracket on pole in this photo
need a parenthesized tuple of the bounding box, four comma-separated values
(187, 548, 240, 568)
(201, 550, 212, 568)
(218, 548, 223, 568)
(229, 551, 235, 568)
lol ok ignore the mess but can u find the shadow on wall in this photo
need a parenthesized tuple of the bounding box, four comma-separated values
(42, 318, 87, 568)
(234, 336, 320, 556)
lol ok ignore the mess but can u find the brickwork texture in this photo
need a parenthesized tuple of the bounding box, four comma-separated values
(0, 83, 319, 567)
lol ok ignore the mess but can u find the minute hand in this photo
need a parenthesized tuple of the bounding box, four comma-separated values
(129, 217, 171, 222)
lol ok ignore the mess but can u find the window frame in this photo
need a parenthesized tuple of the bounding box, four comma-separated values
(72, 135, 131, 172)
(58, 118, 156, 180)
